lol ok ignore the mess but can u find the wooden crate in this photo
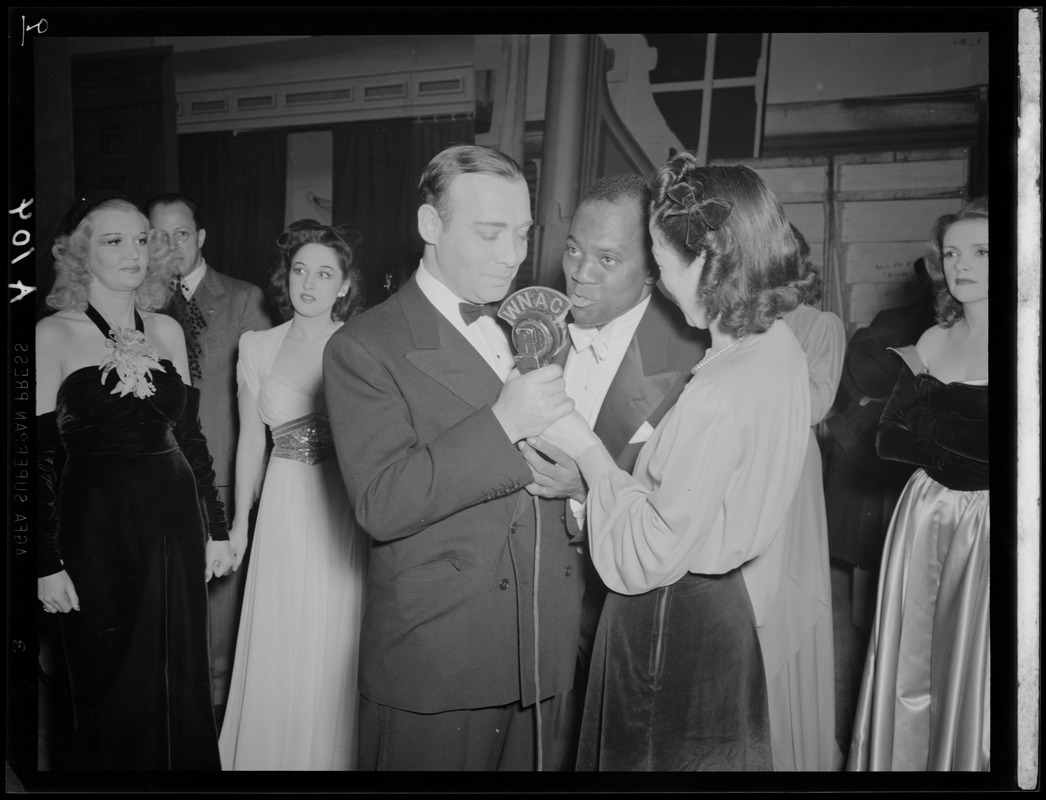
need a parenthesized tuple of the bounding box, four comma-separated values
(716, 149, 969, 334)
(833, 150, 967, 332)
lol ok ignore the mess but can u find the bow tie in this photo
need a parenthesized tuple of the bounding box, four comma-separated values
(459, 302, 499, 325)
(569, 323, 612, 361)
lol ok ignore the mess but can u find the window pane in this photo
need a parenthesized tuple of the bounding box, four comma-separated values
(708, 86, 756, 160)
(642, 34, 707, 83)
(713, 33, 763, 80)
(651, 89, 703, 151)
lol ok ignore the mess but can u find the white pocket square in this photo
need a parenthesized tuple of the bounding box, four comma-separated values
(628, 421, 655, 445)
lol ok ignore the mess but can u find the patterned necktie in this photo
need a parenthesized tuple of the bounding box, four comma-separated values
(168, 278, 207, 381)
(459, 302, 499, 326)
(568, 323, 612, 361)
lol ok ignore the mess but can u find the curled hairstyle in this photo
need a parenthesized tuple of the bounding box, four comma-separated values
(790, 223, 823, 306)
(417, 144, 525, 226)
(649, 155, 816, 337)
(46, 198, 177, 313)
(269, 219, 364, 322)
(925, 196, 988, 328)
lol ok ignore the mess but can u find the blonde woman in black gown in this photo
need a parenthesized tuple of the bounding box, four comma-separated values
(36, 191, 234, 770)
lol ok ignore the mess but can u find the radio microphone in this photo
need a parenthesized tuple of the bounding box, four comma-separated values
(496, 284, 573, 771)
(497, 286, 572, 373)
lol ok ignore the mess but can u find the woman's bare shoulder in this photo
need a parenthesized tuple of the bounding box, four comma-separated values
(914, 322, 948, 358)
(141, 310, 185, 346)
(36, 310, 84, 342)
(141, 309, 181, 333)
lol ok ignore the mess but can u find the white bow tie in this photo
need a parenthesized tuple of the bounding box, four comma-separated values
(569, 323, 612, 361)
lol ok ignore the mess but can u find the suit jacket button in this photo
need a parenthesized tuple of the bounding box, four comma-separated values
(510, 523, 518, 534)
(499, 578, 510, 590)
(564, 565, 573, 577)
(560, 514, 566, 524)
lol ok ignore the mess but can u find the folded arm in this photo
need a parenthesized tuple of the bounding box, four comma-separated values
(876, 369, 956, 470)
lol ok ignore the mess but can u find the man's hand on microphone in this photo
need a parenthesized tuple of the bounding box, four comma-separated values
(492, 364, 574, 444)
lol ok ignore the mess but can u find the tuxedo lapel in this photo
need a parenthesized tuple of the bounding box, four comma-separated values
(593, 296, 688, 461)
(399, 277, 505, 412)
(594, 338, 678, 459)
(396, 277, 528, 525)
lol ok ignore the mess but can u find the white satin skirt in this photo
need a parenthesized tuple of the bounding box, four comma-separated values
(847, 469, 989, 771)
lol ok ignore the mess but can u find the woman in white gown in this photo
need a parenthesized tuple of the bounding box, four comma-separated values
(769, 229, 846, 771)
(219, 220, 368, 770)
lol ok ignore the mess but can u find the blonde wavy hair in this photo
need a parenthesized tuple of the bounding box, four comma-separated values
(46, 198, 177, 312)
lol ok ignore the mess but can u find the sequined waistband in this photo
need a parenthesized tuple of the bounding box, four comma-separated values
(271, 412, 335, 466)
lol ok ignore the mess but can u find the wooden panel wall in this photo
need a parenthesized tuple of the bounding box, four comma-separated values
(716, 148, 969, 334)
(833, 150, 967, 334)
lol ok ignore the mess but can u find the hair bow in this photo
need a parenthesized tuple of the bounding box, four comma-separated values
(663, 184, 733, 252)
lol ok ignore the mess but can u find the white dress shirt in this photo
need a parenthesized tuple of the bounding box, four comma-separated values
(563, 294, 651, 524)
(564, 294, 651, 426)
(181, 260, 208, 298)
(415, 260, 514, 381)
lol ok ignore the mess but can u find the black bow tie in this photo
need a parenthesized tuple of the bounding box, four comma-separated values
(459, 302, 499, 325)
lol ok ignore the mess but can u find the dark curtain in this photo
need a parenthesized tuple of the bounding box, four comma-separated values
(178, 129, 288, 292)
(332, 118, 414, 306)
(332, 116, 474, 306)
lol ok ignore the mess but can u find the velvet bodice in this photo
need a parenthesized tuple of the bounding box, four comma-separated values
(876, 347, 989, 492)
(56, 360, 186, 457)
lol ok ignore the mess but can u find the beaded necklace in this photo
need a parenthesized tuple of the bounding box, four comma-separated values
(695, 336, 744, 370)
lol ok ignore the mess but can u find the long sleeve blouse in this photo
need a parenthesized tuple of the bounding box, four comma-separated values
(586, 319, 811, 625)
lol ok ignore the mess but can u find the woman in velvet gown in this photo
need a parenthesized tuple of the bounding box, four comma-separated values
(541, 160, 814, 771)
(36, 192, 234, 770)
(848, 197, 990, 771)
(219, 221, 368, 770)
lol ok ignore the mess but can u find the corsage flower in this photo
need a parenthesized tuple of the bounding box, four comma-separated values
(99, 326, 166, 399)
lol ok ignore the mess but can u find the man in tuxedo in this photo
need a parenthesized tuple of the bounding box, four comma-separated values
(146, 193, 271, 727)
(323, 144, 585, 770)
(521, 174, 708, 762)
